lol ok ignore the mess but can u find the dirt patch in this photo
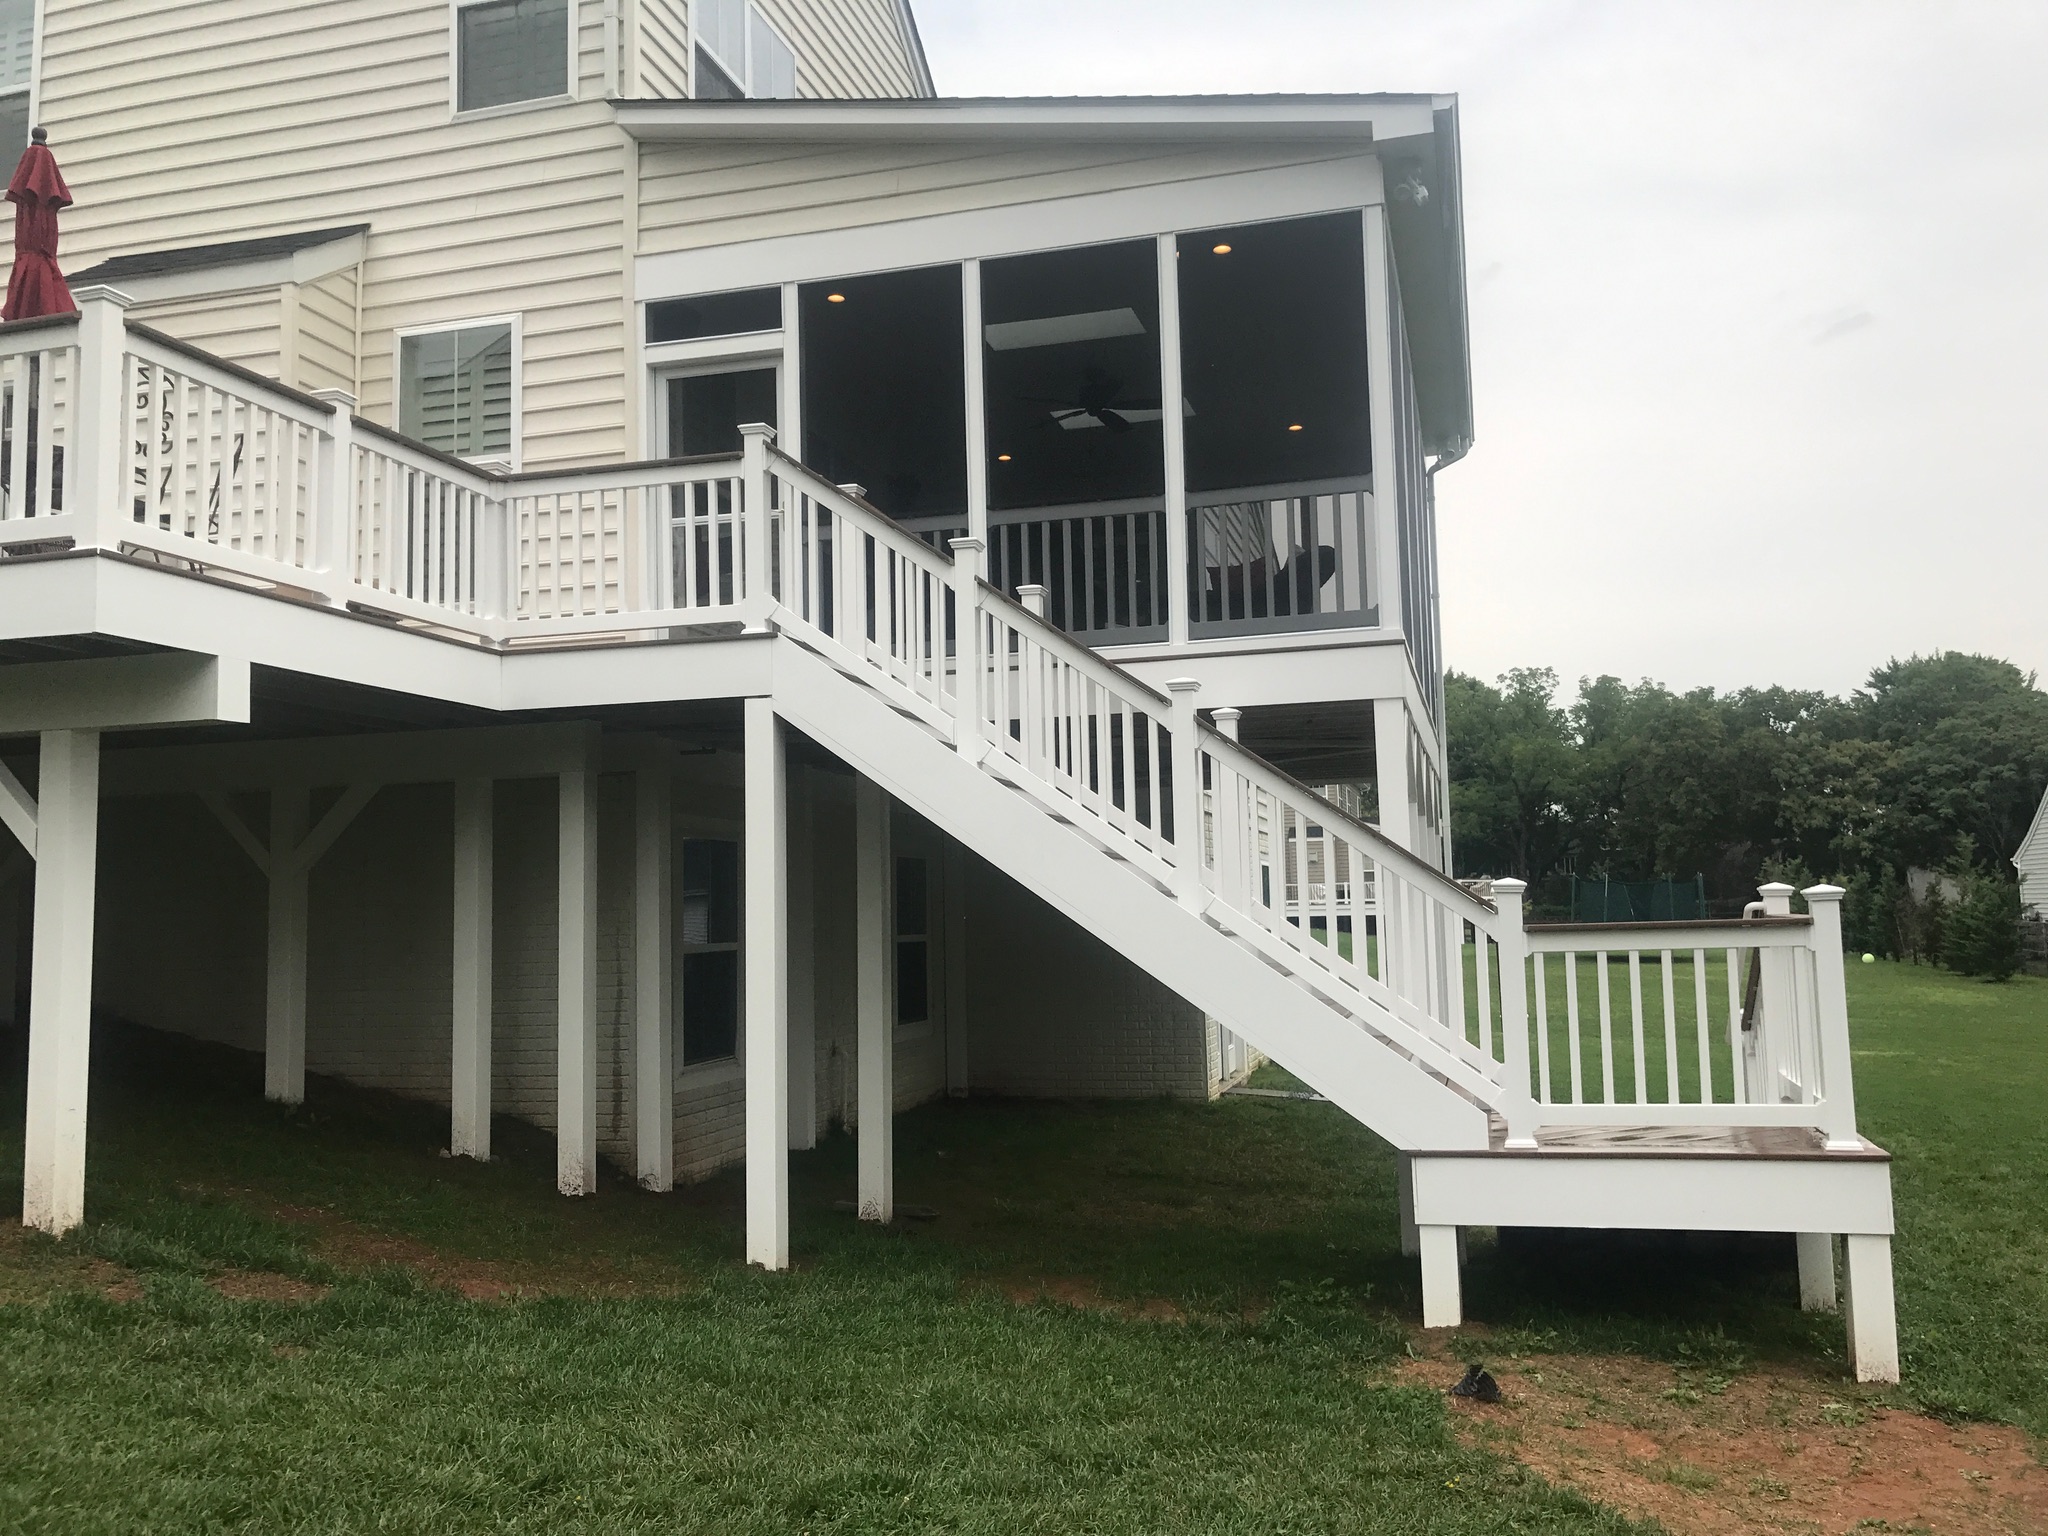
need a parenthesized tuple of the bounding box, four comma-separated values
(209, 1270, 329, 1304)
(0, 1218, 142, 1303)
(992, 1274, 1187, 1323)
(1397, 1338, 2048, 1536)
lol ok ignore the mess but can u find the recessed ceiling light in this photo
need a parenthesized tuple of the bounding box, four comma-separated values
(1288, 423, 1304, 432)
(827, 293, 846, 303)
(996, 453, 1013, 462)
(1212, 243, 1233, 255)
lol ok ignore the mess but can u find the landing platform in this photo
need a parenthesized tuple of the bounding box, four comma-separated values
(1478, 1119, 1892, 1161)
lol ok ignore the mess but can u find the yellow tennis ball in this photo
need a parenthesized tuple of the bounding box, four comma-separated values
(1861, 953, 1876, 964)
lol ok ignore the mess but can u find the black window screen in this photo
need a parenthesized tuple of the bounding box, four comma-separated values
(457, 0, 569, 112)
(679, 839, 741, 1066)
(895, 856, 929, 1026)
(667, 368, 777, 457)
(648, 288, 782, 344)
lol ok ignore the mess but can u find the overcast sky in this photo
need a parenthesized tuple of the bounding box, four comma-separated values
(915, 1, 2048, 699)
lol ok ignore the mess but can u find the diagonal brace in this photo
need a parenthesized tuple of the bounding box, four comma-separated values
(0, 757, 36, 861)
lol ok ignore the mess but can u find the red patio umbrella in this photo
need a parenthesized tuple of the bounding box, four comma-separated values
(4, 127, 76, 323)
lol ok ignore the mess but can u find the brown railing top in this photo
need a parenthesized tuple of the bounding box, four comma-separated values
(351, 411, 746, 485)
(125, 320, 339, 417)
(0, 311, 82, 341)
(1525, 916, 1813, 934)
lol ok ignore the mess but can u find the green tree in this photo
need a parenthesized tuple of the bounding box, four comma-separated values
(1946, 873, 2024, 982)
(1445, 669, 1575, 885)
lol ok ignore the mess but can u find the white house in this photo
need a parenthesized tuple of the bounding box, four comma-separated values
(2016, 787, 2048, 917)
(0, 0, 1898, 1380)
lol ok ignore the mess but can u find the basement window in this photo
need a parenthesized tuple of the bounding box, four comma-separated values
(678, 838, 741, 1068)
(895, 856, 930, 1027)
(398, 320, 517, 461)
(455, 0, 571, 112)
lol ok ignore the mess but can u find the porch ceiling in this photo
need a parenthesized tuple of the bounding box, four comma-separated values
(1232, 699, 1377, 785)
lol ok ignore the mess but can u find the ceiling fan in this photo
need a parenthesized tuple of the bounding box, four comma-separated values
(1023, 366, 1160, 434)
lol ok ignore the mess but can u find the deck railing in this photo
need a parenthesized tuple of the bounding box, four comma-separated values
(0, 298, 1865, 1153)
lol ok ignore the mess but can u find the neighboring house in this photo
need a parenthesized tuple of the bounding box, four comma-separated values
(2016, 787, 2048, 916)
(0, 0, 1898, 1382)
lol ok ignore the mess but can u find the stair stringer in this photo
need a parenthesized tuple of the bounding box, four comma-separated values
(770, 637, 1493, 1153)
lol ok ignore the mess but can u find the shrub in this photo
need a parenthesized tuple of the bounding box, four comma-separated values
(1946, 873, 2024, 982)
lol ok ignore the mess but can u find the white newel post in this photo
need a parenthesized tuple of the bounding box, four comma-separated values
(947, 537, 985, 761)
(855, 774, 893, 1222)
(1212, 707, 1241, 743)
(738, 422, 777, 633)
(633, 770, 674, 1188)
(1015, 584, 1046, 620)
(1803, 883, 1861, 1150)
(67, 287, 134, 554)
(310, 390, 356, 606)
(264, 787, 311, 1105)
(451, 777, 494, 1162)
(1754, 881, 1795, 1106)
(557, 770, 599, 1196)
(1491, 878, 1538, 1147)
(1166, 679, 1204, 911)
(743, 697, 789, 1267)
(22, 729, 101, 1236)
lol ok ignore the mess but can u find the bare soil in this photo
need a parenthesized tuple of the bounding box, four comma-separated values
(1398, 1335, 2048, 1536)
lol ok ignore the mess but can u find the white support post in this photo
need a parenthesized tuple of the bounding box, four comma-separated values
(451, 778, 494, 1162)
(947, 537, 986, 761)
(1803, 884, 1862, 1149)
(1418, 1223, 1463, 1329)
(264, 787, 311, 1105)
(1360, 209, 1404, 639)
(855, 775, 893, 1223)
(68, 288, 134, 552)
(1372, 697, 1414, 854)
(1797, 1232, 1838, 1312)
(1843, 1233, 1899, 1384)
(1166, 678, 1204, 911)
(962, 258, 989, 556)
(942, 840, 969, 1097)
(1156, 234, 1190, 646)
(21, 729, 100, 1236)
(557, 770, 599, 1196)
(743, 698, 790, 1267)
(1491, 878, 1539, 1147)
(738, 422, 777, 632)
(786, 766, 817, 1152)
(632, 770, 674, 1187)
(1213, 706, 1242, 743)
(309, 389, 356, 607)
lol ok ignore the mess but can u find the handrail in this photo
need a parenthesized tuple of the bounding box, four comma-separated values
(126, 320, 338, 418)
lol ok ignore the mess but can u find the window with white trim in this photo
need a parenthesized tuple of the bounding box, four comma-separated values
(693, 0, 795, 100)
(0, 0, 33, 155)
(456, 0, 571, 113)
(399, 322, 517, 459)
(677, 838, 741, 1067)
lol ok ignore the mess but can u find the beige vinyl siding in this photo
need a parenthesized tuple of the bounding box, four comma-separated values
(295, 265, 361, 395)
(127, 286, 287, 377)
(752, 0, 919, 99)
(43, 0, 632, 466)
(638, 140, 1376, 257)
(2019, 796, 2048, 915)
(636, 0, 691, 96)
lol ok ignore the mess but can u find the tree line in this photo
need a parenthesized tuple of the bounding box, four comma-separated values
(1444, 652, 2048, 979)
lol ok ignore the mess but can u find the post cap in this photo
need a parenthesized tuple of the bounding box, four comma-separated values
(1756, 882, 1797, 896)
(1212, 707, 1243, 721)
(948, 536, 985, 553)
(1015, 583, 1047, 598)
(737, 421, 778, 441)
(1491, 877, 1528, 894)
(1166, 677, 1202, 695)
(309, 388, 358, 411)
(1800, 883, 1846, 900)
(70, 284, 137, 310)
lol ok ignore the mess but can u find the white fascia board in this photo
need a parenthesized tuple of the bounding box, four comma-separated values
(638, 156, 1384, 300)
(499, 634, 773, 711)
(96, 723, 602, 797)
(105, 231, 369, 307)
(0, 652, 251, 733)
(1411, 1152, 1895, 1237)
(1111, 634, 1414, 712)
(615, 96, 1440, 145)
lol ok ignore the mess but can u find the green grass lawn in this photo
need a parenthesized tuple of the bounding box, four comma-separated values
(0, 958, 2039, 1532)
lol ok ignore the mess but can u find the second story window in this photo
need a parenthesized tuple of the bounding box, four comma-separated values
(456, 0, 570, 113)
(399, 321, 517, 461)
(693, 0, 795, 100)
(0, 0, 33, 154)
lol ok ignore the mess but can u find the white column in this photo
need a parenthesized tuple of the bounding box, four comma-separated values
(22, 729, 100, 1236)
(942, 840, 969, 1097)
(786, 766, 817, 1152)
(1797, 1232, 1838, 1312)
(264, 787, 311, 1105)
(634, 770, 674, 1189)
(1843, 1233, 1899, 1383)
(743, 697, 789, 1268)
(68, 288, 134, 553)
(855, 774, 893, 1223)
(1372, 698, 1414, 854)
(1361, 207, 1404, 638)
(451, 778, 494, 1162)
(557, 770, 599, 1197)
(1418, 1223, 1462, 1329)
(1156, 233, 1190, 645)
(961, 258, 989, 556)
(1804, 884, 1862, 1150)
(1397, 1150, 1419, 1258)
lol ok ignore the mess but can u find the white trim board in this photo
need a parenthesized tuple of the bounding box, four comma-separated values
(635, 155, 1386, 302)
(99, 231, 369, 308)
